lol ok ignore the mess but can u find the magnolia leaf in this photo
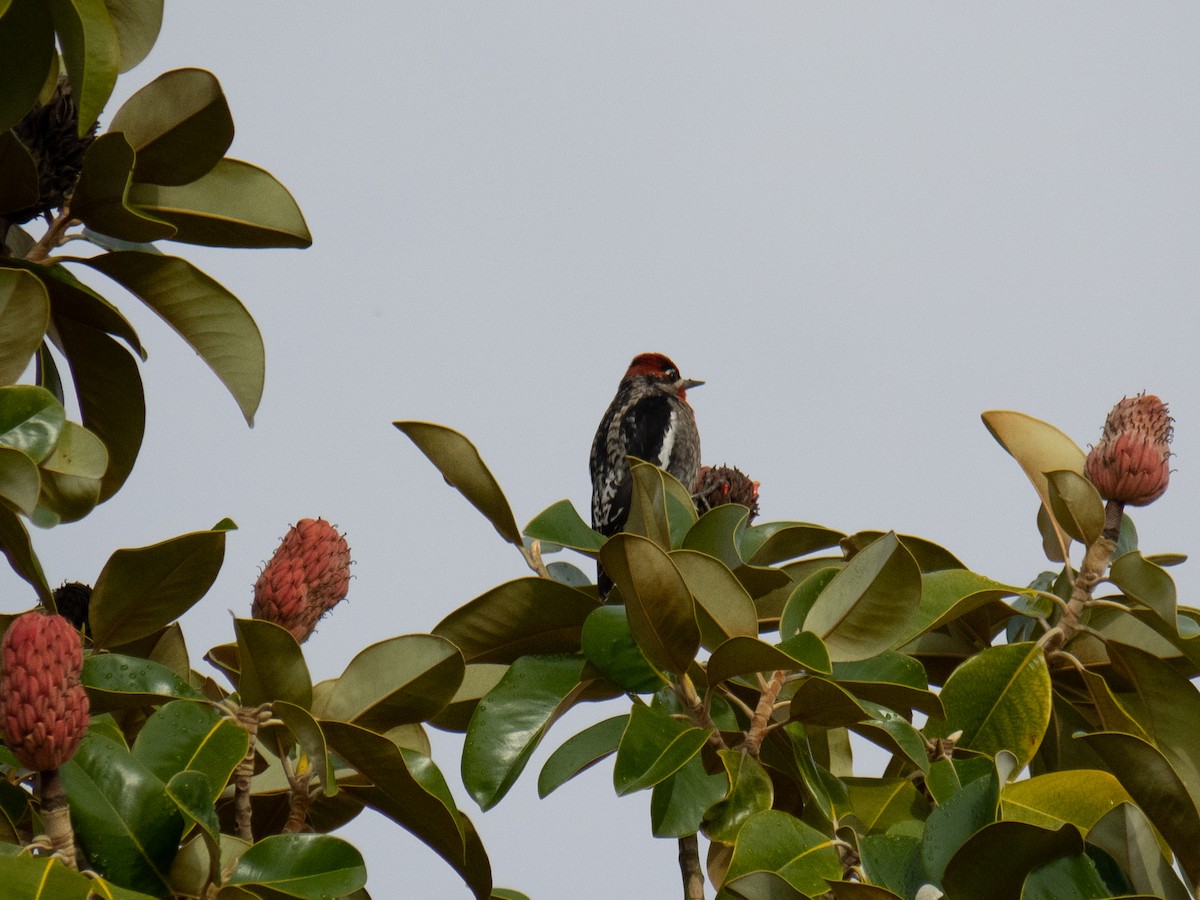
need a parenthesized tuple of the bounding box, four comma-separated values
(803, 532, 921, 662)
(90, 526, 226, 648)
(981, 410, 1087, 562)
(395, 421, 522, 547)
(47, 0, 119, 133)
(0, 268, 49, 384)
(128, 158, 312, 248)
(599, 532, 699, 676)
(538, 715, 627, 798)
(613, 702, 710, 796)
(225, 833, 367, 898)
(109, 67, 231, 183)
(105, 0, 162, 71)
(70, 133, 177, 241)
(1045, 469, 1105, 546)
(0, 0, 55, 132)
(81, 251, 264, 424)
(924, 642, 1050, 770)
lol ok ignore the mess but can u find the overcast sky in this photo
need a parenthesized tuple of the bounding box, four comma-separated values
(5, 3, 1199, 897)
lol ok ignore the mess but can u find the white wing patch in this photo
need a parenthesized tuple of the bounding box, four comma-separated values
(656, 408, 678, 468)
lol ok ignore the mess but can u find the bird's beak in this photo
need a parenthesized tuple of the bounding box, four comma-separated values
(682, 378, 705, 390)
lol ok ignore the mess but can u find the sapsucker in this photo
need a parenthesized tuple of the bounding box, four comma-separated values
(590, 353, 702, 597)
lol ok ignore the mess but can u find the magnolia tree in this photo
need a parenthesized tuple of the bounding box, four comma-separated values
(1, 5, 1197, 900)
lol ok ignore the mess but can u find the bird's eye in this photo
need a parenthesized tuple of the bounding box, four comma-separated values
(665, 366, 678, 379)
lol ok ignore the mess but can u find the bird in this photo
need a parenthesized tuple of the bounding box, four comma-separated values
(590, 353, 703, 597)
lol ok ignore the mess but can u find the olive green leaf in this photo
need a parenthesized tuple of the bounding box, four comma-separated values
(70, 133, 177, 242)
(0, 0, 55, 132)
(105, 0, 163, 72)
(395, 421, 522, 547)
(109, 67, 231, 183)
(80, 251, 264, 424)
(48, 0, 120, 133)
(129, 158, 312, 248)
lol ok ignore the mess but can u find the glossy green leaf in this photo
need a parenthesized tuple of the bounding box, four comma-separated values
(1000, 769, 1132, 834)
(0, 446, 39, 514)
(613, 702, 709, 796)
(704, 750, 773, 842)
(462, 654, 586, 810)
(0, 504, 50, 603)
(322, 720, 491, 899)
(81, 251, 263, 424)
(82, 652, 202, 710)
(34, 418, 107, 523)
(1087, 802, 1191, 900)
(742, 520, 845, 566)
(803, 532, 920, 662)
(52, 313, 145, 500)
(707, 634, 830, 691)
(1077, 730, 1200, 889)
(0, 132, 40, 216)
(779, 566, 839, 642)
(90, 526, 226, 647)
(319, 633, 463, 730)
(165, 769, 221, 862)
(924, 642, 1050, 769)
(920, 766, 999, 883)
(395, 421, 521, 546)
(0, 853, 99, 899)
(234, 617, 313, 708)
(981, 409, 1087, 562)
(0, 384, 64, 462)
(48, 0, 119, 132)
(109, 67, 232, 183)
(1045, 470, 1105, 546)
(650, 753, 728, 838)
(523, 498, 604, 555)
(826, 883, 904, 900)
(271, 700, 336, 794)
(1110, 551, 1177, 626)
(599, 532, 698, 675)
(625, 459, 696, 549)
(831, 651, 942, 719)
(538, 714, 627, 797)
(580, 604, 665, 693)
(1020, 852, 1116, 900)
(128, 158, 312, 248)
(850, 705, 932, 773)
(132, 700, 247, 801)
(848, 531, 967, 573)
(672, 549, 758, 648)
(0, 268, 49, 384)
(428, 663, 508, 732)
(61, 732, 184, 895)
(790, 677, 873, 728)
(225, 833, 366, 898)
(859, 833, 925, 899)
(105, 0, 162, 71)
(432, 576, 597, 664)
(1105, 641, 1200, 810)
(903, 569, 1027, 643)
(942, 821, 1083, 900)
(70, 133, 177, 241)
(683, 503, 751, 569)
(29, 260, 144, 355)
(0, 0, 55, 132)
(723, 810, 842, 897)
(843, 777, 930, 834)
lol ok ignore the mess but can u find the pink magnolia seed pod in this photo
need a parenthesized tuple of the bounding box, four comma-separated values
(0, 612, 90, 771)
(1085, 394, 1173, 507)
(252, 518, 351, 643)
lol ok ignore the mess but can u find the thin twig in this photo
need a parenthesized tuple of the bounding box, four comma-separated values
(678, 833, 705, 900)
(24, 208, 76, 264)
(743, 670, 787, 758)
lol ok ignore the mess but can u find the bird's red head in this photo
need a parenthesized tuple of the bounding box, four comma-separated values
(623, 353, 704, 396)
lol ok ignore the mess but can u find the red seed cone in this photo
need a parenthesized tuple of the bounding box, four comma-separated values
(693, 465, 761, 521)
(0, 612, 90, 771)
(252, 518, 351, 643)
(1085, 394, 1173, 507)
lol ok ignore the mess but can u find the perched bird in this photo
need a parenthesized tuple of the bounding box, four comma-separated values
(590, 353, 703, 597)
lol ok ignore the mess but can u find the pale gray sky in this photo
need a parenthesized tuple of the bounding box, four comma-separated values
(6, 3, 1199, 897)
